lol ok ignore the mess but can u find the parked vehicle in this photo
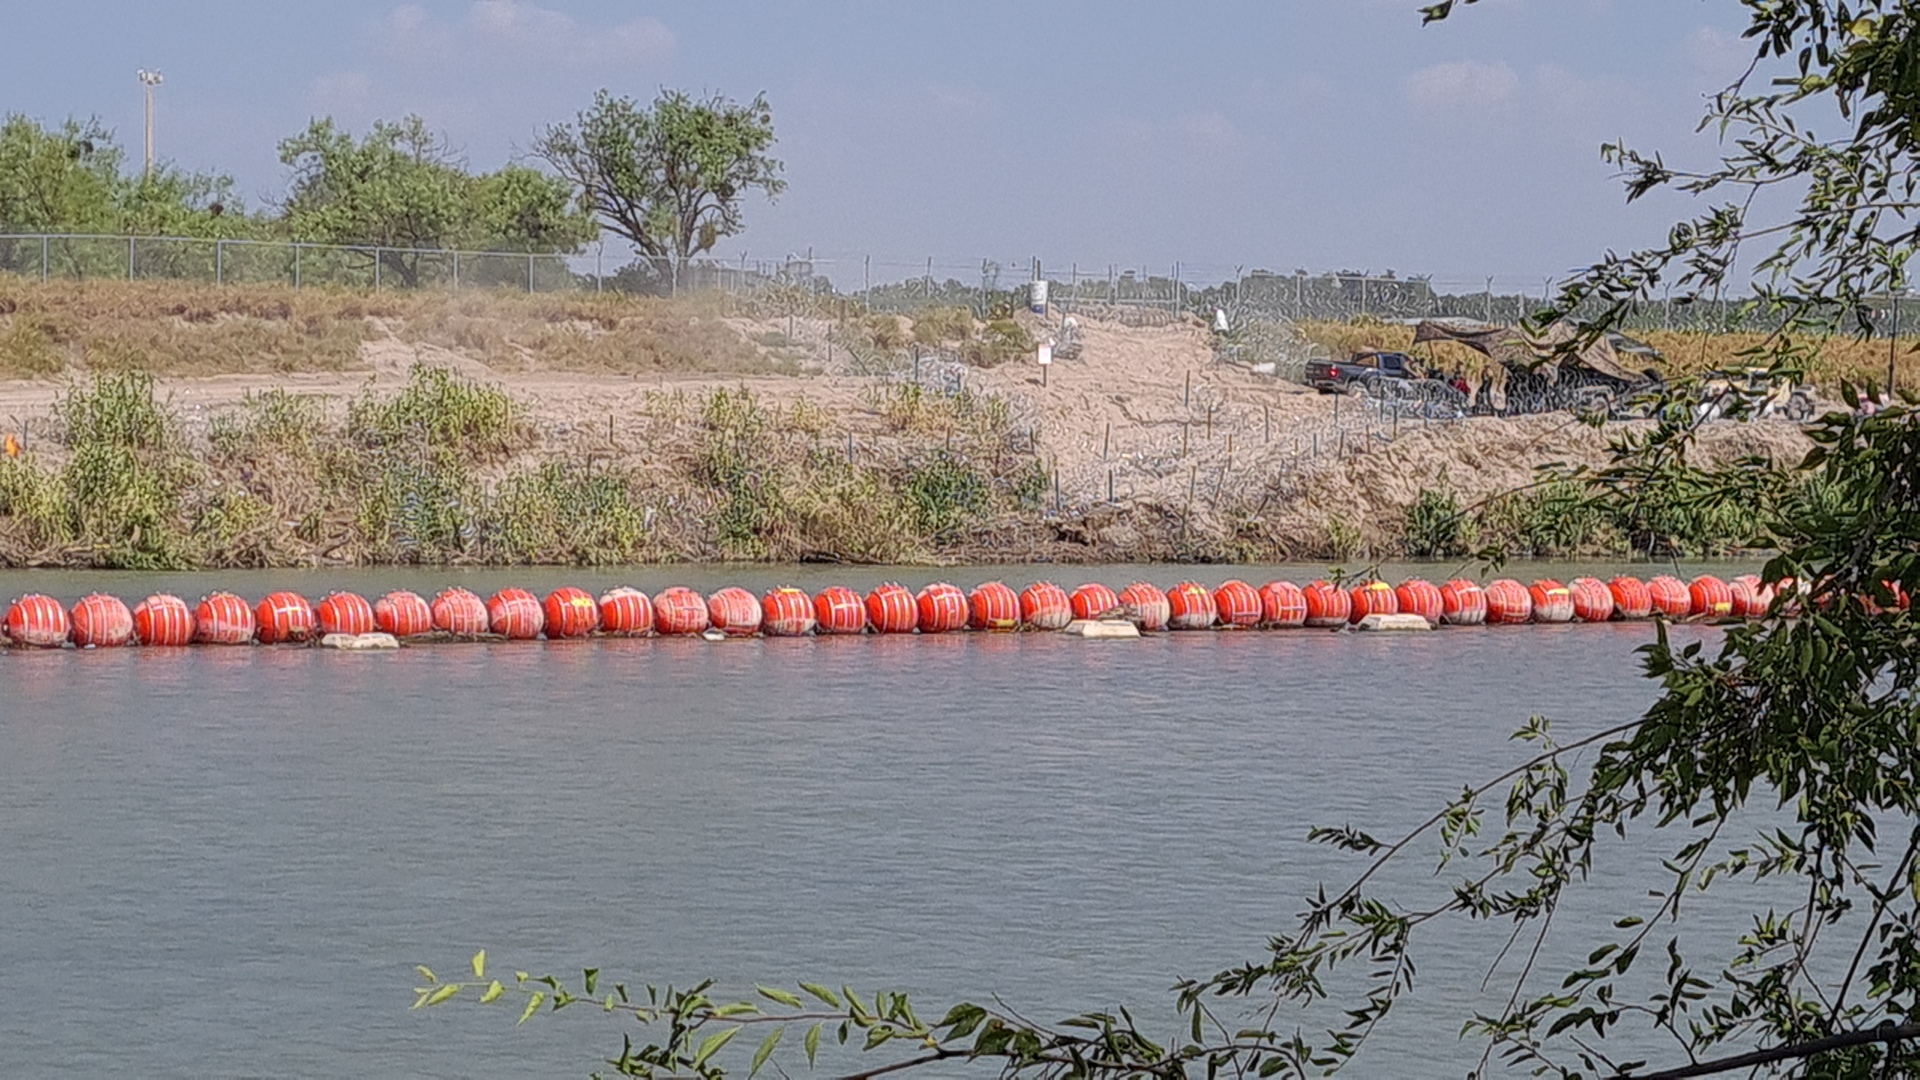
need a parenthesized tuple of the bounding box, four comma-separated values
(1305, 350, 1470, 416)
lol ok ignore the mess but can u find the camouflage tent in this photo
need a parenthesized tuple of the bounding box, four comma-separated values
(1411, 320, 1660, 412)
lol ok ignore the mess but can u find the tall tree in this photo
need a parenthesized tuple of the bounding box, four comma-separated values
(277, 116, 592, 287)
(536, 89, 784, 291)
(422, 5, 1920, 1079)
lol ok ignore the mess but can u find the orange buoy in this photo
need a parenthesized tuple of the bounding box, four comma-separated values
(133, 593, 195, 646)
(5, 593, 68, 648)
(597, 587, 653, 635)
(543, 586, 600, 639)
(194, 592, 256, 645)
(1439, 579, 1487, 625)
(1647, 575, 1691, 619)
(1608, 576, 1652, 619)
(1019, 582, 1072, 630)
(1568, 577, 1615, 622)
(1484, 579, 1532, 625)
(1729, 573, 1772, 618)
(762, 587, 817, 636)
(69, 593, 133, 648)
(916, 582, 969, 634)
(708, 586, 763, 636)
(373, 590, 433, 638)
(256, 591, 316, 645)
(1347, 580, 1398, 624)
(1303, 581, 1350, 627)
(431, 587, 490, 636)
(1166, 581, 1218, 630)
(1213, 579, 1263, 628)
(1258, 581, 1308, 628)
(653, 587, 711, 636)
(1070, 582, 1121, 621)
(317, 591, 376, 637)
(1528, 580, 1574, 623)
(1394, 579, 1443, 625)
(1118, 582, 1170, 631)
(968, 582, 1020, 631)
(813, 586, 866, 635)
(487, 588, 545, 640)
(1689, 575, 1734, 619)
(866, 583, 918, 634)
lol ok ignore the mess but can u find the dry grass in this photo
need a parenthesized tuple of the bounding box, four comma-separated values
(1297, 318, 1920, 390)
(0, 278, 373, 376)
(0, 276, 794, 379)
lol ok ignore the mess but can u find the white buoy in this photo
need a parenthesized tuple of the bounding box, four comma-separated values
(1355, 614, 1432, 632)
(1065, 619, 1140, 639)
(319, 632, 400, 650)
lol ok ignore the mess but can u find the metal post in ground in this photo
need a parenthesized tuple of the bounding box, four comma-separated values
(375, 250, 382, 290)
(41, 235, 48, 281)
(294, 243, 301, 288)
(528, 253, 535, 293)
(1264, 405, 1271, 444)
(215, 240, 223, 285)
(453, 250, 460, 289)
(128, 236, 135, 280)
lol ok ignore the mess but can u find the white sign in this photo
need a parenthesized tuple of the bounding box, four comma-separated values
(1037, 341, 1054, 366)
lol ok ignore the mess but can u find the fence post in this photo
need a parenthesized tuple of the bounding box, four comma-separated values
(294, 243, 301, 288)
(128, 236, 135, 280)
(1484, 277, 1494, 322)
(528, 252, 535, 294)
(452, 250, 460, 290)
(374, 249, 382, 290)
(215, 239, 224, 285)
(595, 242, 603, 293)
(40, 235, 48, 281)
(1360, 274, 1367, 316)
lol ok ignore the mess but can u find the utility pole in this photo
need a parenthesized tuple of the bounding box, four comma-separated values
(137, 69, 164, 176)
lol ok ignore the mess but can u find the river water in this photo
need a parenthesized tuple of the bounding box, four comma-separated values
(0, 562, 1776, 1077)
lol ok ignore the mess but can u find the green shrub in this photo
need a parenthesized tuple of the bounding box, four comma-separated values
(1402, 487, 1472, 558)
(901, 449, 989, 537)
(348, 365, 525, 461)
(482, 461, 649, 565)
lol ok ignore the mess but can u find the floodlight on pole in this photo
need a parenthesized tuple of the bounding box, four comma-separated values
(137, 69, 164, 176)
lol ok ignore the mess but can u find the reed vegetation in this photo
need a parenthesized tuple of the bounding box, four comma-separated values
(0, 366, 1053, 568)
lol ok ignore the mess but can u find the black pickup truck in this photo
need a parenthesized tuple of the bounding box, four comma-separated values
(1304, 350, 1416, 394)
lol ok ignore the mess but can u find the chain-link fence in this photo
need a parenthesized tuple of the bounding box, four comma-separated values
(6, 232, 1916, 337)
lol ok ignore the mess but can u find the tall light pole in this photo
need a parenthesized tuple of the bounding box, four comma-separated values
(137, 69, 163, 176)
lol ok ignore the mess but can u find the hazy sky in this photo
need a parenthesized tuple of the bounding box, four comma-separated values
(4, 1, 1759, 289)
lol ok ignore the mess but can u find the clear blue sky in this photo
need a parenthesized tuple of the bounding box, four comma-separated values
(3, 1, 1756, 289)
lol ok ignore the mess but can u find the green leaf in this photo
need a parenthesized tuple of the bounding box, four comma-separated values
(519, 991, 545, 1025)
(584, 968, 598, 995)
(425, 983, 462, 1006)
(799, 982, 842, 1008)
(805, 1022, 822, 1066)
(749, 1027, 783, 1078)
(479, 980, 505, 1004)
(471, 949, 486, 980)
(693, 1026, 740, 1067)
(757, 985, 805, 1008)
(713, 1002, 760, 1018)
(416, 965, 437, 985)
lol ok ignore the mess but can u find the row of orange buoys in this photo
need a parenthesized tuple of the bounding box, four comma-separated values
(0, 573, 1805, 649)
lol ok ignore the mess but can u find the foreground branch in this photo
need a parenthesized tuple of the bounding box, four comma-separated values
(1631, 1021, 1920, 1079)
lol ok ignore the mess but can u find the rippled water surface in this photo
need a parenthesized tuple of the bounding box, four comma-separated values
(0, 563, 1762, 1077)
